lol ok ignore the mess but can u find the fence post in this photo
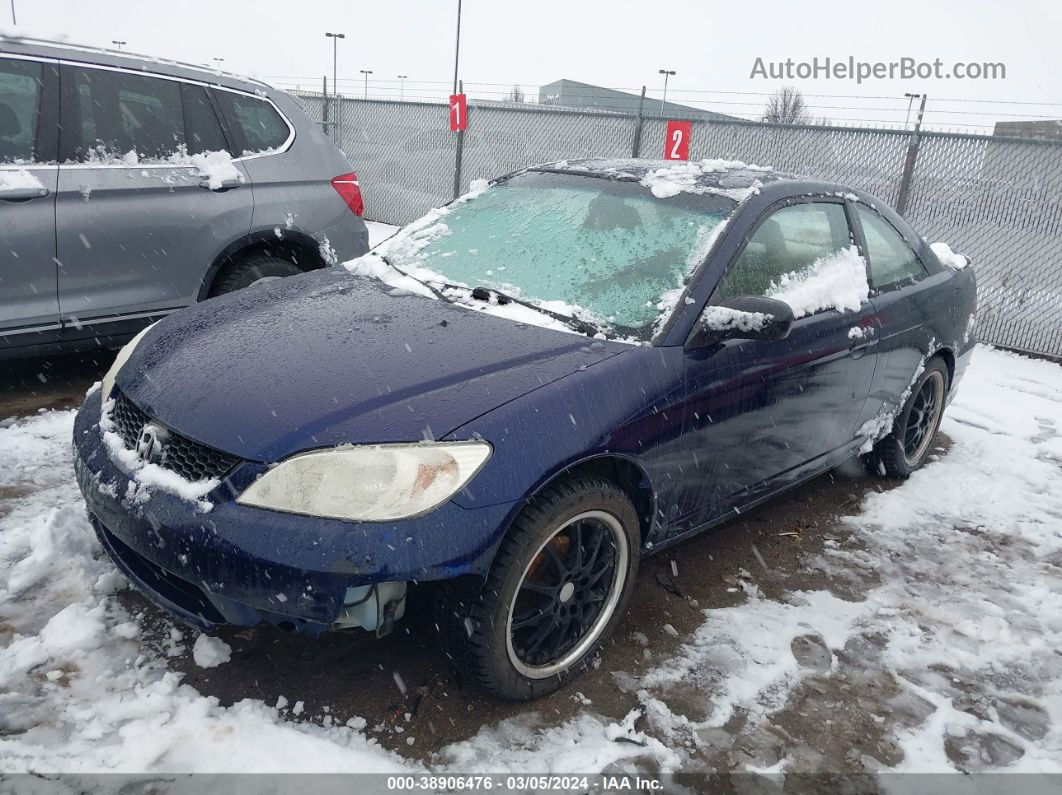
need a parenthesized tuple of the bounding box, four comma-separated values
(631, 86, 646, 158)
(321, 75, 330, 136)
(453, 80, 466, 200)
(895, 94, 927, 216)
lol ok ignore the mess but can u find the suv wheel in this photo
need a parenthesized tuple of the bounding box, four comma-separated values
(209, 253, 302, 297)
(436, 477, 640, 701)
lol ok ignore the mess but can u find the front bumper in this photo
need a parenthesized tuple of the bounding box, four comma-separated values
(73, 391, 518, 632)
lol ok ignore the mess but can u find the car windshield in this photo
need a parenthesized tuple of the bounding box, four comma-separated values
(397, 171, 737, 340)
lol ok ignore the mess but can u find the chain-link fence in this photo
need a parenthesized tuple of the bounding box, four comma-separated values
(296, 91, 1062, 359)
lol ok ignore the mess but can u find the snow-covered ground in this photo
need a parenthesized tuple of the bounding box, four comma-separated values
(365, 220, 398, 249)
(1, 345, 1061, 777)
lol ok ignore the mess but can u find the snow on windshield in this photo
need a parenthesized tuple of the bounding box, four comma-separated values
(345, 174, 735, 342)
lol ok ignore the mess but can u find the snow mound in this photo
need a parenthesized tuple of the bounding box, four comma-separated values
(767, 246, 869, 318)
(639, 158, 770, 201)
(78, 146, 244, 190)
(930, 241, 969, 270)
(0, 168, 46, 191)
(699, 305, 771, 333)
(193, 634, 232, 669)
(99, 399, 219, 510)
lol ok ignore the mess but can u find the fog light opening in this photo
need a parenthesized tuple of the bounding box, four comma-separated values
(333, 581, 407, 635)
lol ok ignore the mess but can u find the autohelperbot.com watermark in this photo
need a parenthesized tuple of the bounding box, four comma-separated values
(750, 56, 1006, 83)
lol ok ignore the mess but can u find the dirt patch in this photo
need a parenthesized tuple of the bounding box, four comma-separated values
(142, 451, 925, 763)
(0, 352, 112, 420)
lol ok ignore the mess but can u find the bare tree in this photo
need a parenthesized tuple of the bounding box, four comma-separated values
(504, 84, 526, 103)
(762, 86, 810, 125)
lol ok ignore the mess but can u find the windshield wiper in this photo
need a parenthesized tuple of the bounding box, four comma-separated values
(466, 286, 603, 337)
(378, 255, 605, 338)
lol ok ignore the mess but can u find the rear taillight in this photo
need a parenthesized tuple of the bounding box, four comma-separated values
(331, 172, 364, 217)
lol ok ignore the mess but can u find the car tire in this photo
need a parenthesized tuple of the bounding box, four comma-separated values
(435, 476, 641, 701)
(869, 357, 949, 479)
(208, 253, 302, 297)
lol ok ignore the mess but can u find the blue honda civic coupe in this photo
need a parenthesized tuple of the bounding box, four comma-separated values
(73, 158, 976, 700)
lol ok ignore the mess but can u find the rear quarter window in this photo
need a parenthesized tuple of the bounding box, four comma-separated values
(214, 91, 290, 154)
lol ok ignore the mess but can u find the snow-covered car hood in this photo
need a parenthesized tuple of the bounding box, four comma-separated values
(115, 269, 630, 462)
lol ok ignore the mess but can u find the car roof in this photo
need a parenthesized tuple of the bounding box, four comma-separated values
(0, 34, 274, 96)
(529, 157, 805, 192)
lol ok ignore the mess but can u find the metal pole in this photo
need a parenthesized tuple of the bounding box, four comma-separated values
(903, 92, 920, 130)
(895, 94, 928, 216)
(398, 75, 408, 101)
(321, 75, 329, 136)
(325, 33, 346, 142)
(453, 79, 466, 200)
(452, 0, 462, 95)
(658, 69, 675, 115)
(9, 0, 15, 25)
(632, 85, 646, 158)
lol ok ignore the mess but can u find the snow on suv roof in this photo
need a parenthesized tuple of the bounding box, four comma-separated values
(0, 32, 274, 95)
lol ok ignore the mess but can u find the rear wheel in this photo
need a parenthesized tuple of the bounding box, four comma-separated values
(208, 253, 302, 297)
(870, 358, 949, 478)
(436, 477, 640, 701)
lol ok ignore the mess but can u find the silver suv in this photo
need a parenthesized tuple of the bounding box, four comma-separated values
(0, 37, 369, 359)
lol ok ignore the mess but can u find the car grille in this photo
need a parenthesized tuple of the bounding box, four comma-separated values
(109, 390, 240, 482)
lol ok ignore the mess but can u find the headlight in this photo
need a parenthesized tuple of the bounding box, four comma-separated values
(101, 322, 155, 404)
(237, 442, 492, 522)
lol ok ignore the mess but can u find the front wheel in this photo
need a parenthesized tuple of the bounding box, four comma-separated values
(436, 477, 641, 701)
(869, 357, 949, 478)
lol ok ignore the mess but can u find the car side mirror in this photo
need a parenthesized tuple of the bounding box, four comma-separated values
(686, 296, 795, 350)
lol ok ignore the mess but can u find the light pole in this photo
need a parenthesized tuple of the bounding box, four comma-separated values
(9, 0, 15, 25)
(111, 40, 126, 51)
(325, 32, 345, 102)
(452, 0, 462, 95)
(360, 69, 373, 100)
(904, 92, 922, 130)
(658, 69, 676, 114)
(397, 75, 408, 101)
(213, 57, 224, 71)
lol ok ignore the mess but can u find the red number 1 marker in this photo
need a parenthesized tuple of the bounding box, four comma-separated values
(449, 94, 467, 131)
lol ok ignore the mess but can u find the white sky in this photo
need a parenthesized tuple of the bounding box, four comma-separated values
(11, 0, 1062, 132)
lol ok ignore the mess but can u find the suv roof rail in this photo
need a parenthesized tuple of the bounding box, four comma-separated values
(0, 33, 275, 92)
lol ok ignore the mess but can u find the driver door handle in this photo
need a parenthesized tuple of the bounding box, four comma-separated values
(198, 178, 243, 191)
(0, 186, 50, 201)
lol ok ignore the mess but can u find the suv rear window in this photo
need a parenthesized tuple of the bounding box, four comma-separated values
(214, 91, 289, 154)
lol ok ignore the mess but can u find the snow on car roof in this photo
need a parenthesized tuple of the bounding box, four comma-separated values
(531, 157, 804, 191)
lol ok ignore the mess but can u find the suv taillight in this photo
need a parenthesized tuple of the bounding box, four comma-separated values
(331, 172, 364, 217)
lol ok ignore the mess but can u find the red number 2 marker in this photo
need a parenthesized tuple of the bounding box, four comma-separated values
(664, 120, 692, 161)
